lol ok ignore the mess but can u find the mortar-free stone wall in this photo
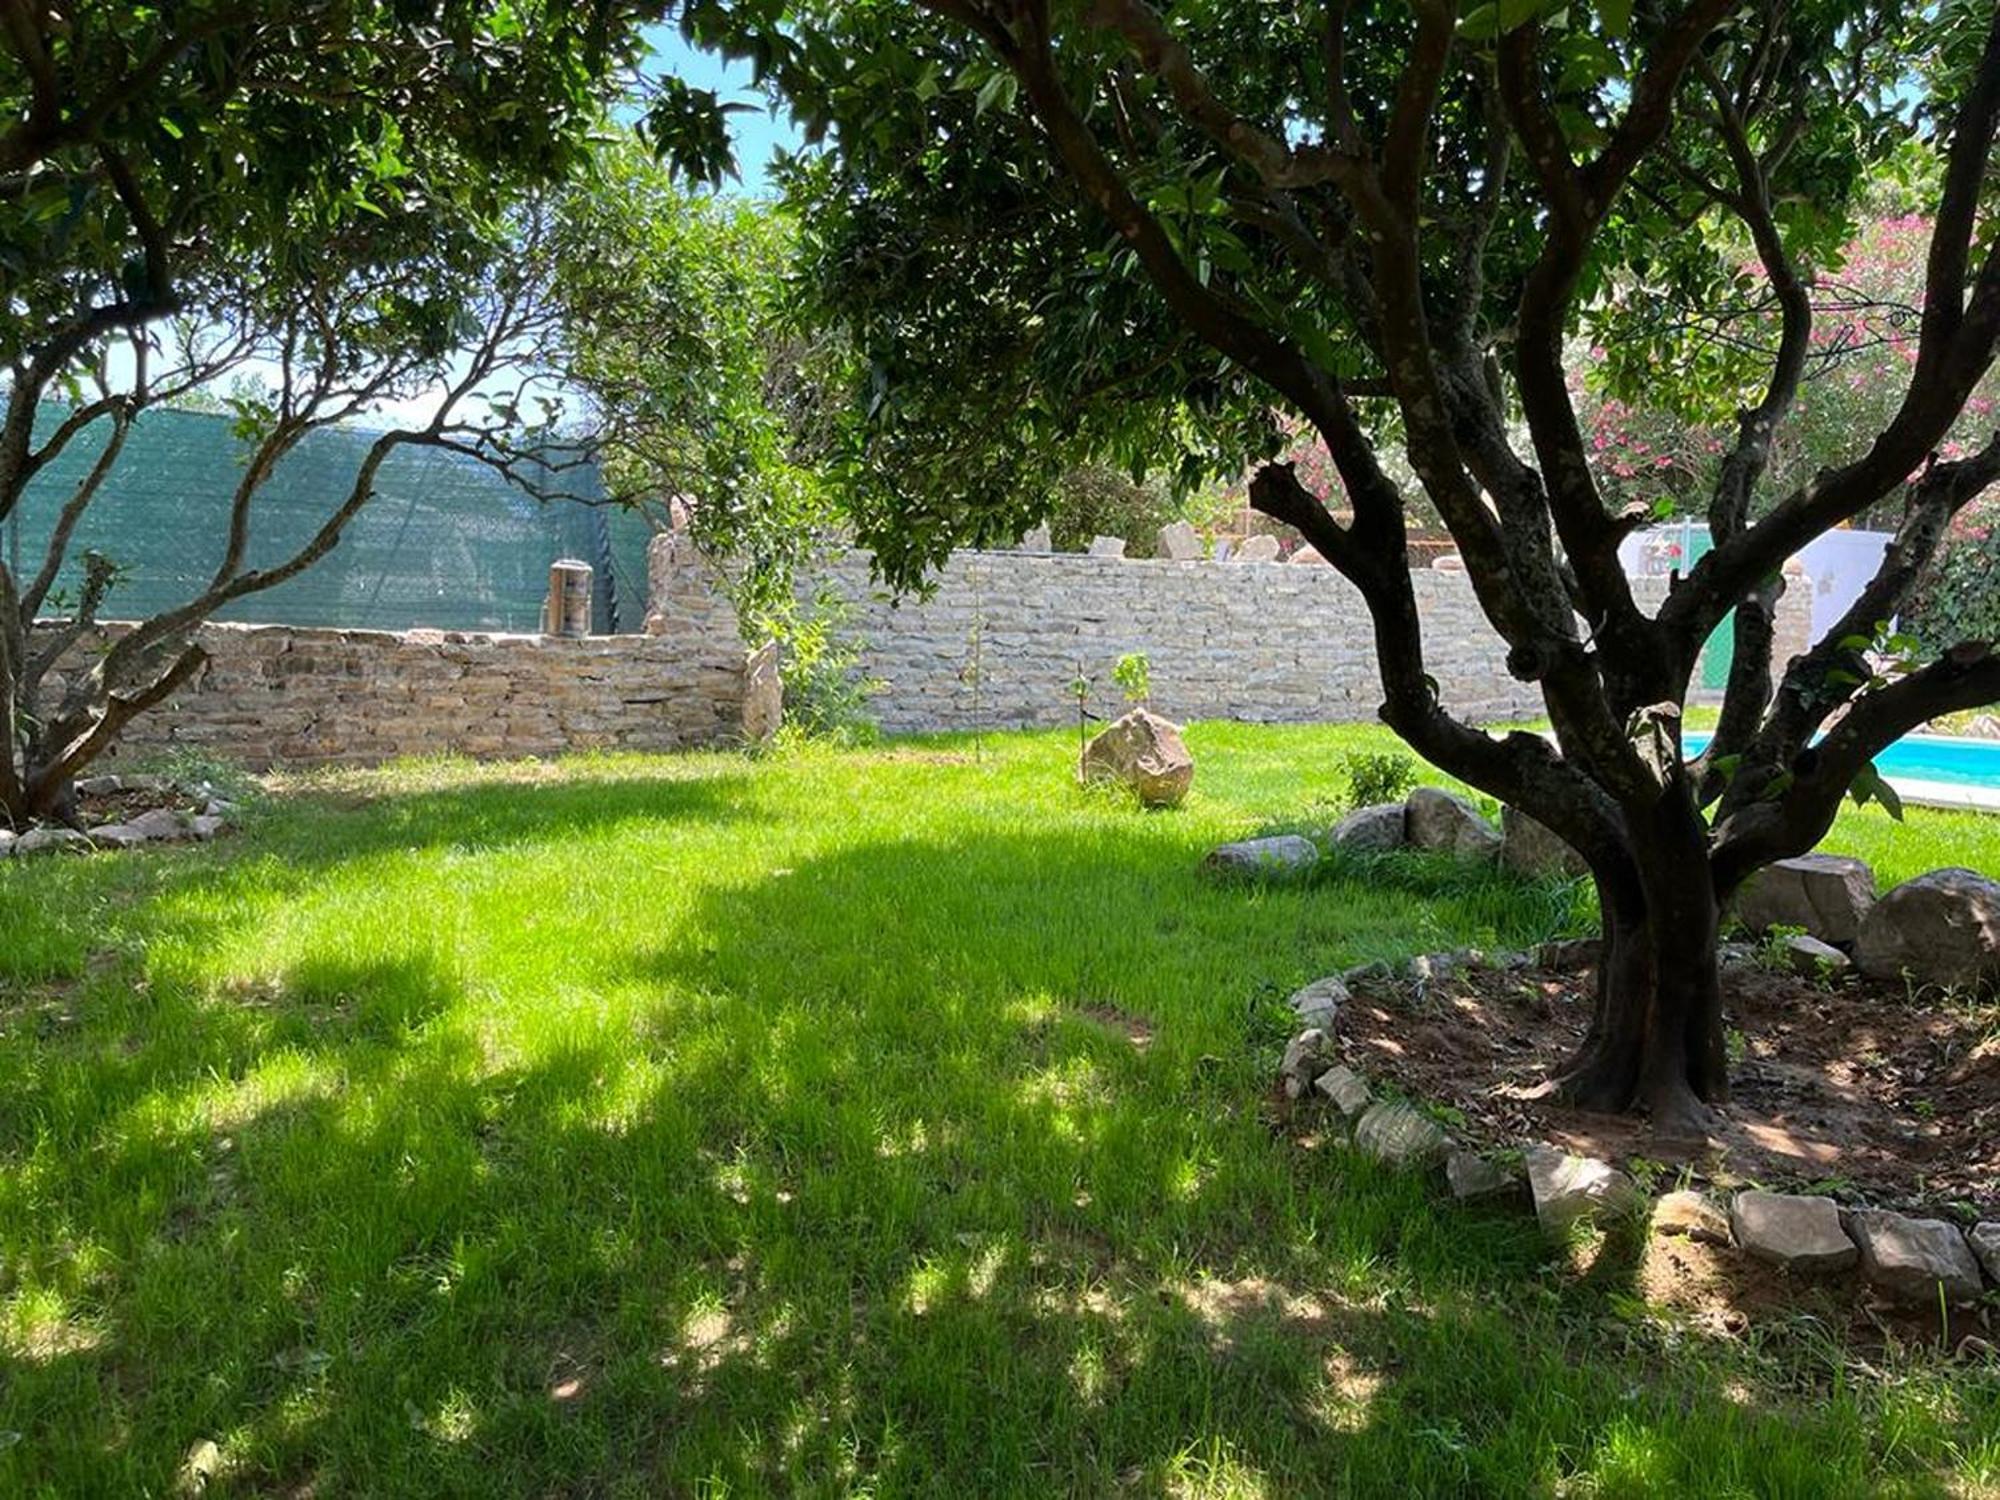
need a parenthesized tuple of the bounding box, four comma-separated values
(648, 537, 1806, 735)
(53, 618, 769, 770)
(830, 550, 1559, 731)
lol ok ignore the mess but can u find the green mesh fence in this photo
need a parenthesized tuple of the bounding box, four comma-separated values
(7, 404, 655, 634)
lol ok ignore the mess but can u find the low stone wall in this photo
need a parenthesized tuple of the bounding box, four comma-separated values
(56, 619, 772, 770)
(647, 537, 1810, 735)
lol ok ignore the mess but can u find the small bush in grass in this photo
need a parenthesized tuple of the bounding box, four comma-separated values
(1339, 751, 1418, 809)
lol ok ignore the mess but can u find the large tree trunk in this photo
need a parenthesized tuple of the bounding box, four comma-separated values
(1556, 794, 1729, 1135)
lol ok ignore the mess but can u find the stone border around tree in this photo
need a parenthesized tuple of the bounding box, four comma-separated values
(1276, 965, 2000, 1312)
(0, 774, 239, 860)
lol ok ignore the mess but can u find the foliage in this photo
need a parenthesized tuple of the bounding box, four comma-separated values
(755, 582, 883, 745)
(1908, 495, 2000, 656)
(1, 2, 659, 821)
(1046, 463, 1234, 555)
(1578, 207, 2000, 529)
(1112, 652, 1151, 706)
(1340, 751, 1420, 810)
(544, 137, 851, 623)
(663, 0, 2000, 1119)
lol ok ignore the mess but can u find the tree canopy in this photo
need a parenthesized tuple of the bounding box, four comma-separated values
(1, 1, 671, 821)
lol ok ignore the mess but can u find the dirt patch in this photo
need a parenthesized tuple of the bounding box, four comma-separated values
(1321, 957, 2000, 1219)
(1077, 1003, 1156, 1050)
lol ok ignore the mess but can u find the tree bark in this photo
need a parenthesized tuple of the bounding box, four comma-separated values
(1557, 796, 1728, 1134)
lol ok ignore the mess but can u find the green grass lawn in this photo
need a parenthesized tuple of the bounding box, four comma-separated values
(3, 722, 1997, 1497)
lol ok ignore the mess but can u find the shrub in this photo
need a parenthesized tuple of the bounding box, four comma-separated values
(1340, 751, 1418, 809)
(1906, 498, 2000, 658)
(1112, 652, 1151, 705)
(756, 584, 882, 746)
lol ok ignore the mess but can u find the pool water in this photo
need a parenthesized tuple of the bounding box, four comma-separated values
(1683, 730, 2000, 791)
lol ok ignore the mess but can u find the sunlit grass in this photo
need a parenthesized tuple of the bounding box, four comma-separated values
(0, 722, 1995, 1495)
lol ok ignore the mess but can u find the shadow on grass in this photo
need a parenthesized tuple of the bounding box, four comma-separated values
(0, 792, 1985, 1496)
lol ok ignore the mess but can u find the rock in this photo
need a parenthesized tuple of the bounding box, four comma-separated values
(1446, 1150, 1519, 1201)
(1536, 937, 1600, 971)
(1736, 854, 1876, 944)
(1781, 933, 1851, 978)
(203, 798, 237, 818)
(1499, 805, 1586, 879)
(1339, 959, 1397, 991)
(15, 826, 90, 856)
(1855, 868, 2000, 991)
(1280, 1028, 1335, 1088)
(1287, 976, 1349, 1032)
(1353, 1101, 1451, 1169)
(1525, 1145, 1640, 1235)
(1312, 1064, 1372, 1120)
(189, 815, 226, 841)
(1718, 939, 1759, 969)
(1017, 524, 1052, 554)
(1086, 534, 1127, 558)
(1730, 1191, 1858, 1274)
(1080, 709, 1195, 808)
(1329, 802, 1406, 853)
(1203, 835, 1318, 877)
(128, 807, 192, 843)
(1403, 786, 1502, 863)
(1156, 520, 1202, 561)
(1845, 1208, 1986, 1306)
(176, 1437, 223, 1496)
(1653, 1189, 1732, 1246)
(76, 774, 123, 796)
(89, 824, 152, 850)
(1968, 1223, 2000, 1285)
(0, 828, 13, 858)
(1233, 534, 1282, 563)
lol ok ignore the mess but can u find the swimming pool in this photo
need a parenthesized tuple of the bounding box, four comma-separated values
(1683, 730, 2000, 811)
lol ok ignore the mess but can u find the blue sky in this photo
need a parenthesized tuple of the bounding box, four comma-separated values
(638, 23, 801, 195)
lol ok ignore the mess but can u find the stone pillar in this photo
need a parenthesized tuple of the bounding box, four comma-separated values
(543, 559, 594, 637)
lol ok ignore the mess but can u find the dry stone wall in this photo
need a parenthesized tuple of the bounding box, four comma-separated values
(675, 541, 1800, 735)
(52, 618, 768, 770)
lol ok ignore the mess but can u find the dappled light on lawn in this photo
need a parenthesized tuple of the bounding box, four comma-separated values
(1, 726, 1997, 1493)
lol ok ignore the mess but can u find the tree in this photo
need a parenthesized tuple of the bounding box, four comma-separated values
(1, 2, 663, 826)
(542, 135, 849, 622)
(676, 0, 2000, 1129)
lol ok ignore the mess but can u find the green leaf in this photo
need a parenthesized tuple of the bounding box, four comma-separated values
(1849, 762, 1905, 821)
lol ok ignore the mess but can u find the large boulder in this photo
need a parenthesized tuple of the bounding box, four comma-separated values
(1499, 805, 1586, 879)
(1328, 802, 1406, 853)
(1735, 854, 1876, 945)
(1854, 868, 2000, 991)
(1403, 787, 1502, 863)
(1080, 709, 1194, 808)
(1845, 1208, 1985, 1306)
